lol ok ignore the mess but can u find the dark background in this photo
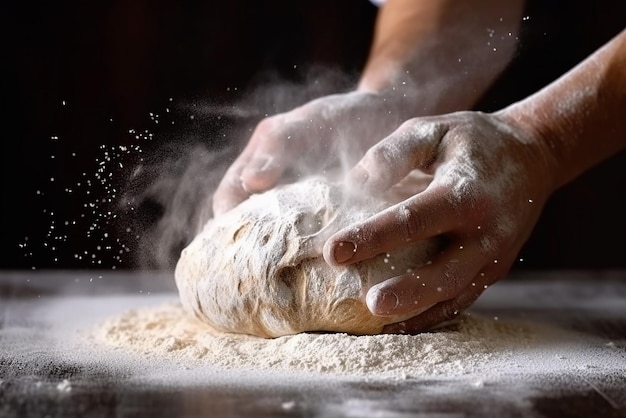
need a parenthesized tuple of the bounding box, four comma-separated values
(3, 0, 625, 272)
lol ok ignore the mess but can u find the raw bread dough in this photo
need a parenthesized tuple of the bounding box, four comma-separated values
(175, 177, 440, 338)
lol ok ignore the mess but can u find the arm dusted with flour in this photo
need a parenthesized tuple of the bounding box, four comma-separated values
(324, 29, 626, 333)
(500, 28, 626, 190)
(359, 0, 525, 113)
(212, 0, 524, 215)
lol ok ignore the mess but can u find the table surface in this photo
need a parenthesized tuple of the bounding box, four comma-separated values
(1, 270, 625, 418)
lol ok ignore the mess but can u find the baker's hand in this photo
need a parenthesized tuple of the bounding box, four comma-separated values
(323, 111, 557, 333)
(212, 91, 409, 215)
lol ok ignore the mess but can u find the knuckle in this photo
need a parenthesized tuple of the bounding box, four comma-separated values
(355, 223, 384, 257)
(439, 292, 476, 323)
(439, 302, 464, 323)
(478, 217, 514, 255)
(441, 180, 491, 226)
(440, 262, 466, 296)
(396, 205, 427, 242)
(366, 143, 394, 167)
(253, 116, 282, 139)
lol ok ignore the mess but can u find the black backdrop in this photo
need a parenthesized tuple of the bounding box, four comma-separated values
(3, 0, 625, 271)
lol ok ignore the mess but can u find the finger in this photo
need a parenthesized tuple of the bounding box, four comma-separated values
(241, 115, 328, 193)
(382, 253, 515, 334)
(239, 154, 286, 193)
(212, 118, 293, 215)
(238, 118, 294, 193)
(382, 170, 433, 204)
(323, 184, 458, 266)
(346, 119, 447, 193)
(365, 238, 486, 316)
(212, 154, 255, 216)
(381, 283, 483, 334)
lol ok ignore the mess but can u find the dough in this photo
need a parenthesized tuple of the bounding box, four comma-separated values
(175, 177, 440, 338)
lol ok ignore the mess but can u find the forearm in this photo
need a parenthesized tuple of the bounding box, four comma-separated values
(358, 0, 525, 116)
(499, 29, 626, 190)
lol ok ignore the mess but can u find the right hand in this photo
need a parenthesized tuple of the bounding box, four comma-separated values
(322, 110, 557, 332)
(212, 90, 409, 216)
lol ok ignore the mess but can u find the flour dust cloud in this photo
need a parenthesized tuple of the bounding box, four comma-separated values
(124, 66, 414, 270)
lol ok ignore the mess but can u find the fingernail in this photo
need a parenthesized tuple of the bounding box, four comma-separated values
(366, 288, 399, 315)
(240, 178, 253, 194)
(333, 241, 356, 263)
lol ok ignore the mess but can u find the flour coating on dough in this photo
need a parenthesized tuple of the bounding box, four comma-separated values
(175, 177, 439, 338)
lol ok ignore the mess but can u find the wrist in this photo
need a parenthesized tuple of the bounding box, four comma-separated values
(494, 105, 562, 195)
(496, 30, 626, 190)
(349, 83, 420, 124)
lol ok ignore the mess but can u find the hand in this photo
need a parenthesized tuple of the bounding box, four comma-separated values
(212, 91, 411, 215)
(323, 110, 557, 333)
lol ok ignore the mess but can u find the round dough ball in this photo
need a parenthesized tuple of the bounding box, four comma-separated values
(175, 177, 441, 338)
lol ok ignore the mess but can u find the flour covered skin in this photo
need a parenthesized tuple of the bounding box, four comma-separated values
(175, 177, 441, 338)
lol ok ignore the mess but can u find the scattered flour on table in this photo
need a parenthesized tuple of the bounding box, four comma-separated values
(93, 301, 536, 378)
(56, 379, 72, 393)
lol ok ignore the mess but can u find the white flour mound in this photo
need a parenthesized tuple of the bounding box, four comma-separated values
(94, 301, 535, 378)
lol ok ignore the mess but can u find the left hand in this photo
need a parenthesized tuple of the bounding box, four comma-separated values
(322, 110, 557, 333)
(212, 91, 408, 216)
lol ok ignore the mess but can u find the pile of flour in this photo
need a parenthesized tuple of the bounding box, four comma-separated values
(94, 301, 535, 379)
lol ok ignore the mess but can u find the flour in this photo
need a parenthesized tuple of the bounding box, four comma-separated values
(94, 301, 536, 379)
(175, 177, 441, 337)
(4, 278, 626, 416)
(56, 379, 72, 393)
